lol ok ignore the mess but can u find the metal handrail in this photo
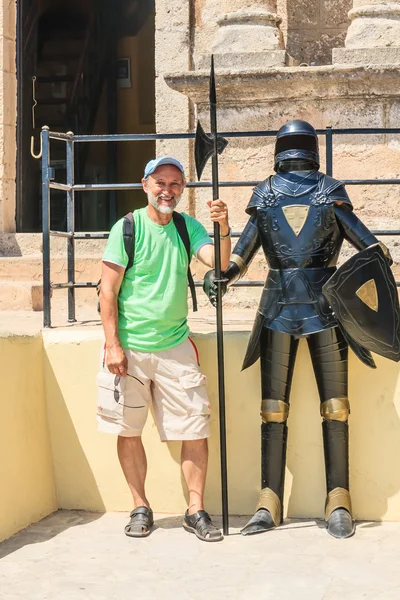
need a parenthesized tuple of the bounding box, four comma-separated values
(42, 126, 400, 327)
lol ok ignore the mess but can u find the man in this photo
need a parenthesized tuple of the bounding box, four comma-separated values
(204, 120, 396, 539)
(97, 156, 231, 541)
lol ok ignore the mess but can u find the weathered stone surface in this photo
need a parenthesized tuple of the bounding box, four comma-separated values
(0, 0, 17, 233)
(323, 0, 353, 27)
(198, 50, 290, 70)
(289, 29, 347, 66)
(2, 0, 16, 41)
(165, 65, 400, 105)
(287, 0, 320, 28)
(334, 46, 400, 64)
(335, 1, 400, 64)
(0, 281, 43, 311)
(154, 0, 191, 174)
(212, 10, 283, 54)
(282, 0, 351, 64)
(197, 8, 290, 70)
(193, 1, 287, 70)
(346, 13, 400, 49)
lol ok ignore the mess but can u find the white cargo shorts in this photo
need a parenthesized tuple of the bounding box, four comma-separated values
(96, 338, 211, 441)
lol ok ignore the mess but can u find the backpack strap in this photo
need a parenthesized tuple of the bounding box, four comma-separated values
(122, 212, 135, 271)
(96, 212, 135, 313)
(172, 211, 198, 312)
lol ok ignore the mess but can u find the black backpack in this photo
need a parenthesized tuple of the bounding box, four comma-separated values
(97, 210, 197, 312)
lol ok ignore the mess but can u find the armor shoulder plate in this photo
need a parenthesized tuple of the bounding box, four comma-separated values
(246, 176, 277, 215)
(315, 175, 353, 209)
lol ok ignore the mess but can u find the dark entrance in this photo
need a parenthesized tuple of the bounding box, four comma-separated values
(16, 0, 155, 232)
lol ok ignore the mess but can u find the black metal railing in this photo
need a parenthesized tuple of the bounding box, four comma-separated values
(41, 126, 400, 327)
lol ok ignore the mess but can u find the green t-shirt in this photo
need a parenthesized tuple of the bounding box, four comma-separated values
(103, 207, 212, 352)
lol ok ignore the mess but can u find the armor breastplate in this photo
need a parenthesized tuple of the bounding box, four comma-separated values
(253, 172, 344, 270)
(243, 171, 353, 338)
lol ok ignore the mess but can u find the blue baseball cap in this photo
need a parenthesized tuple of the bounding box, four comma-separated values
(144, 157, 185, 179)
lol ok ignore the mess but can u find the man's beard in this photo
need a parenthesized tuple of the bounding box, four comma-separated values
(147, 191, 181, 214)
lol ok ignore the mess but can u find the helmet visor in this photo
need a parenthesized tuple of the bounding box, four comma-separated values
(275, 134, 318, 156)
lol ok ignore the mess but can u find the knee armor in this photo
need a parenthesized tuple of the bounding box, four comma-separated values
(261, 399, 289, 423)
(320, 397, 350, 422)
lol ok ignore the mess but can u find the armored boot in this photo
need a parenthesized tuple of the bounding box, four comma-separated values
(321, 398, 355, 539)
(241, 401, 288, 535)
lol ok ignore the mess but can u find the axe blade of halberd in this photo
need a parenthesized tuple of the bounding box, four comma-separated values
(194, 120, 228, 181)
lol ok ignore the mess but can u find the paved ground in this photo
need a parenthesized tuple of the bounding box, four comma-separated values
(1, 511, 400, 599)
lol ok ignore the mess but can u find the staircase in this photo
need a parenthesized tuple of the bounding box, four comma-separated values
(0, 233, 106, 313)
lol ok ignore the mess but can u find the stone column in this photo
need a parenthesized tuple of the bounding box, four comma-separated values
(154, 0, 192, 213)
(333, 1, 400, 64)
(198, 1, 292, 70)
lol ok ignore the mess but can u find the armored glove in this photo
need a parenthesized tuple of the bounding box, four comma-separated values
(203, 261, 241, 307)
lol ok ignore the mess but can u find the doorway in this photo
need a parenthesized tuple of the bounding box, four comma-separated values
(16, 0, 155, 232)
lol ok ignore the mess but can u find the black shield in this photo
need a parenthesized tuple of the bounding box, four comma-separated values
(322, 244, 400, 362)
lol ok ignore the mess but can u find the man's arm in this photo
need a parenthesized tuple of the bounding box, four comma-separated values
(100, 261, 128, 376)
(197, 237, 231, 271)
(196, 199, 231, 270)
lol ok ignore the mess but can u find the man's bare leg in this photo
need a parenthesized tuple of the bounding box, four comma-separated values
(181, 438, 208, 515)
(117, 435, 150, 508)
(181, 438, 222, 540)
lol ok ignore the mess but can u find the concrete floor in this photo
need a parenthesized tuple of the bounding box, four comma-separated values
(1, 511, 400, 599)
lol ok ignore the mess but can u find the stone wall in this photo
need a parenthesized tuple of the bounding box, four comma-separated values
(0, 0, 16, 233)
(191, 0, 352, 67)
(283, 0, 352, 65)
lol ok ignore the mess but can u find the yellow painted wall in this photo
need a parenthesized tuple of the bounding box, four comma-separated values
(0, 335, 57, 542)
(2, 326, 399, 541)
(42, 328, 400, 521)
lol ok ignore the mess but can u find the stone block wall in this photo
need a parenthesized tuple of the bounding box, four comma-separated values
(191, 0, 352, 67)
(282, 0, 352, 65)
(0, 0, 16, 233)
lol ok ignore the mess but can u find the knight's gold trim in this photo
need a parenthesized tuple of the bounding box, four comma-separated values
(325, 487, 352, 521)
(261, 399, 289, 423)
(378, 241, 391, 261)
(230, 253, 247, 277)
(282, 205, 310, 236)
(356, 279, 379, 312)
(320, 397, 350, 422)
(256, 488, 281, 526)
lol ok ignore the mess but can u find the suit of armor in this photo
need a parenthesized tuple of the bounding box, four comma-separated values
(204, 120, 393, 538)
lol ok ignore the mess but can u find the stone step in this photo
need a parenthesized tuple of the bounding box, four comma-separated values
(0, 281, 102, 312)
(0, 256, 102, 283)
(0, 233, 108, 257)
(0, 281, 44, 311)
